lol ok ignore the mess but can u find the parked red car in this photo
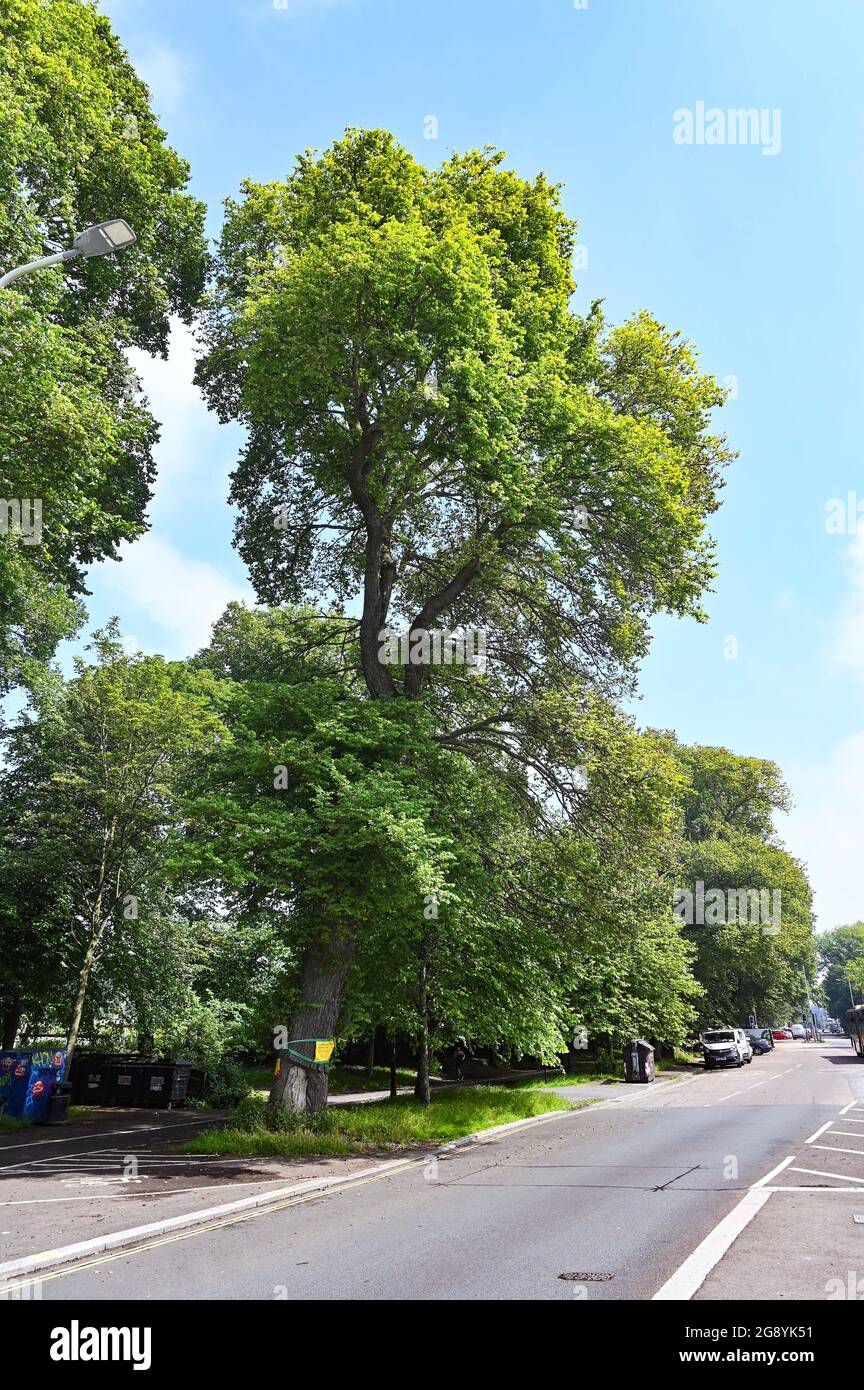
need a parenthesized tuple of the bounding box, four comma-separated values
(771, 1028, 793, 1040)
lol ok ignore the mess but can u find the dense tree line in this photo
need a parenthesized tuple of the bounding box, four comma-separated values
(0, 0, 207, 693)
(818, 924, 864, 1021)
(0, 3, 819, 1111)
(0, 611, 817, 1099)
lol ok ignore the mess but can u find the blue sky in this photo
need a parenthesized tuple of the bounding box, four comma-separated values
(85, 0, 864, 930)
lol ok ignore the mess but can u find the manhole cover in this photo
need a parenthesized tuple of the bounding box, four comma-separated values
(558, 1272, 615, 1282)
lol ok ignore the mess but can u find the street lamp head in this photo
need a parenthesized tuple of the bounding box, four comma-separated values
(71, 220, 136, 259)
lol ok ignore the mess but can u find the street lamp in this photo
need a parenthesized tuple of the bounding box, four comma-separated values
(0, 220, 136, 290)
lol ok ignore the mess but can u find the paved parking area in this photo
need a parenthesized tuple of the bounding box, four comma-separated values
(696, 1090, 864, 1298)
(0, 1109, 381, 1266)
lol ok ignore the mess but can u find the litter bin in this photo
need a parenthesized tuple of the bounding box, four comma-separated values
(623, 1039, 655, 1083)
(67, 1053, 203, 1109)
(111, 1063, 145, 1106)
(69, 1056, 114, 1105)
(45, 1081, 72, 1125)
(186, 1067, 208, 1102)
(142, 1060, 195, 1108)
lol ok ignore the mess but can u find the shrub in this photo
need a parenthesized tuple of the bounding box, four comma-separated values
(205, 1058, 251, 1109)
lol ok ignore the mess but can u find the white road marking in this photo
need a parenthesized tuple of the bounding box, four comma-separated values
(789, 1166, 864, 1185)
(771, 1185, 864, 1192)
(0, 1145, 233, 1176)
(0, 1156, 424, 1284)
(652, 1150, 797, 1301)
(752, 1155, 795, 1187)
(10, 1156, 247, 1170)
(811, 1142, 864, 1157)
(712, 1064, 803, 1105)
(839, 1101, 864, 1116)
(0, 1143, 194, 1174)
(60, 1177, 142, 1188)
(824, 1130, 864, 1140)
(0, 1180, 285, 1207)
(0, 1120, 211, 1153)
(805, 1121, 834, 1144)
(652, 1189, 773, 1300)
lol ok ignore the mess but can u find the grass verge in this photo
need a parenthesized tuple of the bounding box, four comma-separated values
(515, 1069, 622, 1088)
(180, 1085, 579, 1158)
(0, 1114, 27, 1132)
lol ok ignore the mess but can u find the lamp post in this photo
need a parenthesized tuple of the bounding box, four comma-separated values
(0, 220, 136, 290)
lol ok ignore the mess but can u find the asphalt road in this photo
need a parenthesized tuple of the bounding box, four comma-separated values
(19, 1038, 864, 1301)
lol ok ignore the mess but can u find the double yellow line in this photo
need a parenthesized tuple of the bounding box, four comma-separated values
(0, 1157, 422, 1296)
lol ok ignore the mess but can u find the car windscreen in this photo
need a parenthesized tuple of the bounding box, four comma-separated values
(703, 1031, 735, 1043)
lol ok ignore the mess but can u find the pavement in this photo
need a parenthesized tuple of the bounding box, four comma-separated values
(2, 1040, 861, 1300)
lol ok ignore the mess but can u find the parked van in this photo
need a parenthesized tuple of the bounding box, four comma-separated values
(702, 1028, 752, 1069)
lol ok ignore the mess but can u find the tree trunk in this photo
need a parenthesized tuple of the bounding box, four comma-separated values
(65, 931, 102, 1073)
(414, 957, 431, 1106)
(1, 1002, 22, 1050)
(65, 825, 116, 1075)
(270, 925, 356, 1114)
(136, 1005, 154, 1055)
(365, 1034, 375, 1079)
(389, 1038, 398, 1100)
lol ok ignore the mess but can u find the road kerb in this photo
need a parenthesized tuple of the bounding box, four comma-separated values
(0, 1098, 603, 1285)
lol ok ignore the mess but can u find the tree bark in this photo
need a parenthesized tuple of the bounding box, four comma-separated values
(269, 924, 356, 1114)
(389, 1038, 398, 1100)
(414, 956, 431, 1106)
(65, 819, 117, 1074)
(65, 931, 102, 1072)
(365, 1034, 375, 1079)
(1, 1002, 22, 1050)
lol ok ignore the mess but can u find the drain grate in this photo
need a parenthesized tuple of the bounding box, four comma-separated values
(558, 1271, 615, 1282)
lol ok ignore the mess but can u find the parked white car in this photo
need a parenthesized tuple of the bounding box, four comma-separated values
(702, 1027, 753, 1069)
(790, 1024, 806, 1040)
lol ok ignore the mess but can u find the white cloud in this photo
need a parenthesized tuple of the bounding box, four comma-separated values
(772, 526, 864, 932)
(94, 534, 252, 659)
(132, 42, 188, 119)
(127, 319, 229, 513)
(827, 531, 864, 683)
(781, 730, 864, 933)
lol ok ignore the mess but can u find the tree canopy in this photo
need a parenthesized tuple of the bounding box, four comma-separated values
(192, 129, 735, 1108)
(0, 13, 827, 1112)
(0, 0, 207, 693)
